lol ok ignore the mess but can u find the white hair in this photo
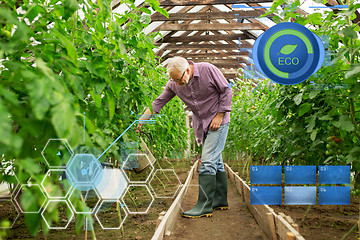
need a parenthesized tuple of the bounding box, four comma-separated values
(166, 56, 189, 74)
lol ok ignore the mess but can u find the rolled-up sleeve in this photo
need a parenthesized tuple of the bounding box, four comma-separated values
(208, 65, 232, 113)
(151, 81, 176, 113)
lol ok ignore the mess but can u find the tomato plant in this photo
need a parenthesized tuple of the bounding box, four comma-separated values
(0, 0, 187, 236)
(225, 0, 360, 187)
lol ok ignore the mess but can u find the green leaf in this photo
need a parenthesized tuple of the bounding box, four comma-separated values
(345, 64, 360, 78)
(350, 146, 360, 154)
(291, 149, 302, 156)
(0, 87, 19, 106)
(155, 7, 169, 18)
(310, 129, 317, 141)
(275, 97, 286, 108)
(319, 115, 332, 121)
(346, 154, 356, 164)
(0, 8, 29, 44)
(293, 92, 303, 105)
(278, 44, 297, 55)
(0, 99, 12, 146)
(298, 102, 312, 117)
(64, 0, 79, 19)
(324, 156, 334, 164)
(25, 77, 50, 120)
(51, 102, 73, 138)
(342, 26, 357, 39)
(35, 58, 55, 81)
(24, 4, 45, 23)
(307, 115, 316, 132)
(139, 7, 151, 14)
(307, 12, 322, 25)
(272, 15, 281, 24)
(90, 90, 102, 108)
(98, 0, 111, 18)
(309, 90, 320, 99)
(21, 188, 39, 212)
(338, 115, 354, 132)
(52, 29, 78, 66)
(118, 39, 126, 55)
(24, 213, 42, 236)
(85, 117, 95, 134)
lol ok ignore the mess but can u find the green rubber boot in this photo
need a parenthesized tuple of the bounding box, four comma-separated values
(212, 171, 229, 210)
(182, 174, 216, 218)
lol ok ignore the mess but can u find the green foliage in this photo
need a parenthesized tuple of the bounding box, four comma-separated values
(225, 0, 360, 186)
(0, 0, 186, 236)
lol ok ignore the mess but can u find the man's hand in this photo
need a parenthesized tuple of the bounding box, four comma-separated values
(135, 108, 158, 133)
(209, 112, 224, 131)
(135, 124, 142, 133)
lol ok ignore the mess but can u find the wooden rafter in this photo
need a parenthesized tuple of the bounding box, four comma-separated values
(146, 1, 275, 79)
(151, 10, 266, 21)
(158, 22, 264, 31)
(159, 0, 272, 6)
(155, 33, 250, 44)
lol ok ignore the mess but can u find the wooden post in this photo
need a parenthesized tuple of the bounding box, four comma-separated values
(240, 180, 245, 202)
(285, 216, 294, 224)
(156, 216, 164, 229)
(291, 223, 300, 233)
(286, 232, 295, 240)
(266, 212, 278, 240)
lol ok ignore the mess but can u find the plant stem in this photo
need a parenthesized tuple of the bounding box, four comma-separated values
(117, 202, 124, 235)
(155, 174, 166, 189)
(72, 11, 77, 44)
(300, 205, 311, 226)
(341, 222, 358, 240)
(127, 191, 138, 212)
(349, 98, 360, 135)
(156, 161, 171, 183)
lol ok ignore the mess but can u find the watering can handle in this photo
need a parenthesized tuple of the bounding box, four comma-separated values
(138, 130, 153, 154)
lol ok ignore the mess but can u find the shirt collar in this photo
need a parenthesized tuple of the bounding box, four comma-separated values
(187, 60, 199, 79)
(187, 60, 198, 86)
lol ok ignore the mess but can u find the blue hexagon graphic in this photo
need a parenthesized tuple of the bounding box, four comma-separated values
(95, 168, 128, 200)
(65, 154, 103, 191)
(41, 139, 74, 167)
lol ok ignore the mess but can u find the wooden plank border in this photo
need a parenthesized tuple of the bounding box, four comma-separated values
(224, 163, 306, 240)
(151, 160, 199, 240)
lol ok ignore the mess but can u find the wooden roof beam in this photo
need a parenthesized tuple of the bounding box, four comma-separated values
(159, 0, 273, 6)
(151, 10, 266, 21)
(162, 51, 248, 59)
(155, 33, 250, 44)
(164, 43, 251, 50)
(158, 22, 265, 31)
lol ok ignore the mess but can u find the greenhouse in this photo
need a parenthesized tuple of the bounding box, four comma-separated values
(0, 0, 359, 239)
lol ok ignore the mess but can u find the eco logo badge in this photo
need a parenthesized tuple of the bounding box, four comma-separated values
(253, 22, 325, 85)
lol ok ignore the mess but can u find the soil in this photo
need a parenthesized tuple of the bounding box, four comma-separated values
(166, 172, 269, 240)
(4, 156, 357, 240)
(271, 199, 359, 240)
(225, 158, 360, 240)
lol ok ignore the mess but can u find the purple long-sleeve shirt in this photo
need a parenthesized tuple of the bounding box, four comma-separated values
(152, 60, 232, 144)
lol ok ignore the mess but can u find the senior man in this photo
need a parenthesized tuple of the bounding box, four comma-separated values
(136, 56, 232, 218)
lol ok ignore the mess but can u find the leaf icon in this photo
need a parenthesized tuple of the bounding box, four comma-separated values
(277, 44, 298, 55)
